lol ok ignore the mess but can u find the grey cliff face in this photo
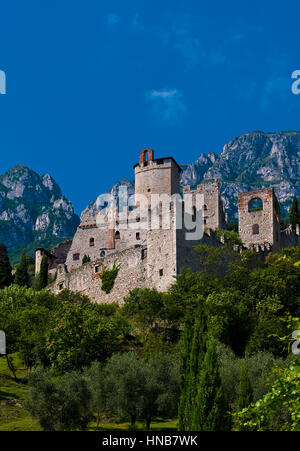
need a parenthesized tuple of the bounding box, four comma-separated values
(81, 178, 135, 221)
(0, 165, 79, 249)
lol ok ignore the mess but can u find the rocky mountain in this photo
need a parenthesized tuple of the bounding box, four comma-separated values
(0, 165, 79, 262)
(181, 131, 300, 220)
(80, 178, 135, 221)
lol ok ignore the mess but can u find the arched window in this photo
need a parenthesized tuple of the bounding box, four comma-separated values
(89, 238, 94, 247)
(100, 250, 106, 257)
(115, 231, 120, 239)
(248, 198, 263, 212)
(204, 204, 208, 211)
(252, 224, 259, 235)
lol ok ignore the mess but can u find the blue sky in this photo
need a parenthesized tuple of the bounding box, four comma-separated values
(0, 0, 300, 213)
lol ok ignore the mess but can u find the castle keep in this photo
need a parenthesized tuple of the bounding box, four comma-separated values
(35, 149, 300, 304)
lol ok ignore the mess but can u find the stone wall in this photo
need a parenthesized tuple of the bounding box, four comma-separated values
(280, 224, 300, 248)
(182, 180, 226, 230)
(52, 246, 147, 304)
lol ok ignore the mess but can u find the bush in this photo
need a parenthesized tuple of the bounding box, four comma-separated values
(100, 263, 120, 294)
(26, 368, 93, 431)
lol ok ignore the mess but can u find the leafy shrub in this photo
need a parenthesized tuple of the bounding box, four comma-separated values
(100, 263, 120, 294)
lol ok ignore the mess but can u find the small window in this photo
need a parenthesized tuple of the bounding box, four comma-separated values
(159, 269, 163, 277)
(89, 238, 95, 247)
(73, 253, 80, 261)
(58, 283, 64, 291)
(147, 188, 151, 192)
(95, 265, 103, 273)
(141, 248, 147, 260)
(136, 232, 140, 240)
(157, 159, 164, 165)
(204, 219, 207, 225)
(100, 250, 106, 257)
(204, 204, 208, 211)
(252, 224, 259, 235)
(115, 231, 120, 240)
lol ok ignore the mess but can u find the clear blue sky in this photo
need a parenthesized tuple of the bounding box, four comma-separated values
(1, 0, 300, 213)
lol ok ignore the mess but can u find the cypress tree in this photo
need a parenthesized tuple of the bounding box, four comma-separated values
(178, 301, 208, 430)
(179, 300, 230, 431)
(238, 364, 253, 410)
(14, 250, 30, 287)
(38, 255, 49, 290)
(178, 315, 194, 431)
(192, 339, 231, 431)
(0, 242, 13, 289)
(289, 196, 300, 230)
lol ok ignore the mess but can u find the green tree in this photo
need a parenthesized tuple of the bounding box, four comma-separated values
(37, 255, 49, 290)
(178, 301, 208, 430)
(104, 352, 145, 426)
(103, 352, 180, 429)
(14, 250, 30, 287)
(46, 303, 126, 372)
(238, 364, 253, 410)
(123, 288, 164, 328)
(0, 285, 57, 377)
(192, 339, 231, 431)
(0, 242, 13, 289)
(289, 196, 300, 230)
(17, 304, 51, 374)
(84, 362, 107, 429)
(141, 354, 180, 430)
(26, 368, 93, 431)
(233, 359, 300, 431)
(178, 301, 231, 431)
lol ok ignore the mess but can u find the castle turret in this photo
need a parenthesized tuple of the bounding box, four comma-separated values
(134, 149, 181, 201)
(238, 187, 281, 251)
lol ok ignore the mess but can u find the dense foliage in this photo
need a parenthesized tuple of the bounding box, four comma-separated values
(0, 245, 299, 431)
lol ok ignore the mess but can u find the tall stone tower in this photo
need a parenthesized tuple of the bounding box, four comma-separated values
(134, 149, 182, 291)
(134, 148, 181, 200)
(238, 187, 281, 250)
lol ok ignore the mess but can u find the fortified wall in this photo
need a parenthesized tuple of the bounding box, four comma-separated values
(36, 148, 300, 305)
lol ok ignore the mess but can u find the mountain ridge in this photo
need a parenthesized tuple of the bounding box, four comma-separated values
(0, 165, 79, 263)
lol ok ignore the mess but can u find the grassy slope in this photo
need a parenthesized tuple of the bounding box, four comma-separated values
(0, 354, 40, 431)
(0, 354, 177, 431)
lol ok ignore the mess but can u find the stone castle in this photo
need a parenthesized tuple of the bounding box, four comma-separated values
(35, 149, 300, 303)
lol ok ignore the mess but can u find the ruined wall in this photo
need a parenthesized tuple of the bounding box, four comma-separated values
(53, 247, 147, 304)
(146, 227, 177, 292)
(182, 181, 226, 230)
(65, 212, 148, 272)
(280, 224, 300, 248)
(48, 240, 72, 271)
(238, 188, 281, 250)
